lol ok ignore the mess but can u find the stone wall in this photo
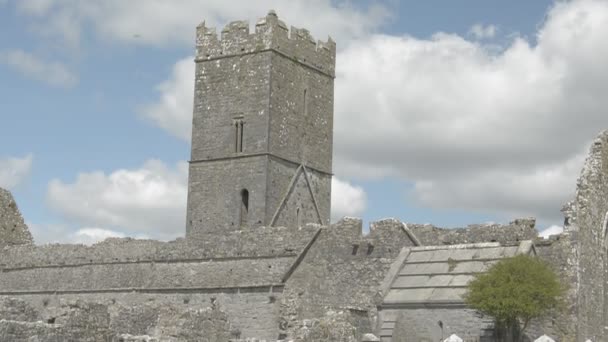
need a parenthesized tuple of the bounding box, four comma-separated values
(187, 157, 270, 233)
(0, 298, 233, 341)
(561, 130, 608, 341)
(188, 11, 335, 235)
(268, 158, 331, 228)
(529, 234, 578, 341)
(381, 307, 495, 342)
(281, 218, 418, 338)
(0, 223, 322, 340)
(0, 188, 32, 248)
(0, 257, 291, 291)
(408, 218, 538, 246)
(195, 11, 335, 76)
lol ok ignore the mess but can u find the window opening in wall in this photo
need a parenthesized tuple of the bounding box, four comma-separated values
(303, 89, 308, 117)
(240, 189, 249, 227)
(239, 121, 244, 152)
(234, 121, 239, 153)
(296, 207, 301, 227)
(234, 118, 244, 153)
(602, 211, 608, 244)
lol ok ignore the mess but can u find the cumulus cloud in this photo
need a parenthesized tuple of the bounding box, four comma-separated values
(13, 0, 388, 47)
(469, 23, 497, 39)
(539, 224, 564, 238)
(141, 0, 608, 227)
(0, 49, 77, 87)
(28, 222, 131, 245)
(47, 160, 188, 240)
(331, 178, 367, 222)
(332, 0, 608, 223)
(140, 56, 194, 141)
(0, 154, 33, 190)
(69, 227, 127, 245)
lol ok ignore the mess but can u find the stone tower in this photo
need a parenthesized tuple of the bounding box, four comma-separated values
(186, 11, 336, 237)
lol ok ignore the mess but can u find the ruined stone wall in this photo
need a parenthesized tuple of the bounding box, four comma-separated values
(2, 225, 318, 266)
(408, 218, 538, 246)
(561, 130, 608, 341)
(381, 307, 494, 342)
(281, 218, 418, 338)
(528, 234, 578, 341)
(0, 224, 324, 340)
(0, 298, 234, 342)
(0, 188, 32, 247)
(0, 257, 291, 291)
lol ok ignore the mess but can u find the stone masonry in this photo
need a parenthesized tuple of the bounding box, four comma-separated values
(0, 11, 607, 342)
(186, 10, 334, 238)
(0, 187, 33, 248)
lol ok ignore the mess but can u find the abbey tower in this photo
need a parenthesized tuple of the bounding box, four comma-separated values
(186, 11, 336, 237)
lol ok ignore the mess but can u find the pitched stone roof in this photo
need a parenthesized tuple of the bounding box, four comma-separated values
(380, 241, 535, 307)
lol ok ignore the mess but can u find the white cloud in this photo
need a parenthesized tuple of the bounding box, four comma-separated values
(0, 154, 33, 190)
(47, 160, 188, 240)
(539, 224, 564, 238)
(332, 0, 608, 223)
(14, 0, 388, 47)
(331, 178, 367, 222)
(69, 227, 126, 245)
(140, 0, 608, 226)
(28, 222, 131, 245)
(469, 23, 497, 39)
(0, 49, 77, 87)
(141, 56, 194, 141)
(411, 150, 585, 221)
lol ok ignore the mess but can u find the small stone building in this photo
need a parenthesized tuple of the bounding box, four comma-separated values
(377, 241, 534, 341)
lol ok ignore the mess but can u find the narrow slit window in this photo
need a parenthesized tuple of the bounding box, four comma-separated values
(239, 121, 244, 152)
(240, 189, 249, 227)
(234, 119, 244, 153)
(296, 207, 301, 227)
(303, 89, 308, 117)
(235, 122, 239, 153)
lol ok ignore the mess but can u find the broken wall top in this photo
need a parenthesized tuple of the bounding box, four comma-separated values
(0, 187, 33, 248)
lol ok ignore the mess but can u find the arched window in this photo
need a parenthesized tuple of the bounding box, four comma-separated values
(240, 189, 249, 227)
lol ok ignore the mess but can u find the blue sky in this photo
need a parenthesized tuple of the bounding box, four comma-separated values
(1, 0, 606, 244)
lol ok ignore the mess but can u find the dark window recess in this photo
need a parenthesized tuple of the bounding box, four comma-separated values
(296, 207, 301, 227)
(240, 189, 249, 227)
(234, 119, 244, 153)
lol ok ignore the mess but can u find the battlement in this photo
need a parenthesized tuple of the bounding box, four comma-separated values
(195, 10, 336, 77)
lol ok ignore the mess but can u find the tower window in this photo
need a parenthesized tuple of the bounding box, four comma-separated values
(239, 121, 244, 152)
(234, 122, 239, 153)
(303, 89, 308, 117)
(234, 118, 244, 153)
(240, 189, 249, 227)
(296, 207, 301, 227)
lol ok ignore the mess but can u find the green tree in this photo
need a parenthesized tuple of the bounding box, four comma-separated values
(463, 254, 565, 342)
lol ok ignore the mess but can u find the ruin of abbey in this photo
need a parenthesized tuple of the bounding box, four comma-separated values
(1, 11, 607, 342)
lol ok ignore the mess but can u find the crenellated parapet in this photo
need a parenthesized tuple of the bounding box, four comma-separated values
(195, 10, 336, 77)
